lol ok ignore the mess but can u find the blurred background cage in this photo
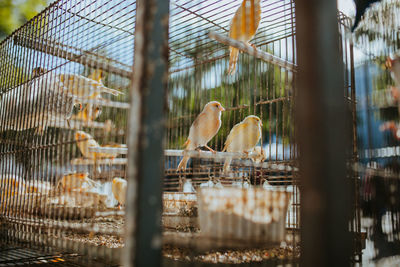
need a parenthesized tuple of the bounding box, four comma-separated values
(350, 1, 400, 263)
(0, 0, 364, 266)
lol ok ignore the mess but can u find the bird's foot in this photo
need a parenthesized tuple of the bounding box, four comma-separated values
(248, 43, 257, 50)
(205, 145, 216, 154)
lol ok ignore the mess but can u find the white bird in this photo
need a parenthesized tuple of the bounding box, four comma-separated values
(183, 179, 196, 193)
(112, 178, 127, 209)
(200, 180, 215, 188)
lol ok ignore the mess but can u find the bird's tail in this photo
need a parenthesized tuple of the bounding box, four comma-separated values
(223, 157, 232, 173)
(227, 47, 239, 75)
(177, 155, 190, 171)
(177, 139, 192, 171)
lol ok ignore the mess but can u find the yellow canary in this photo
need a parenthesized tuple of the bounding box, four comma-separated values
(75, 131, 100, 159)
(56, 172, 98, 192)
(70, 70, 105, 122)
(86, 69, 107, 100)
(71, 104, 102, 122)
(58, 73, 123, 98)
(75, 131, 120, 159)
(177, 101, 225, 171)
(227, 0, 262, 75)
(112, 177, 127, 208)
(222, 115, 262, 172)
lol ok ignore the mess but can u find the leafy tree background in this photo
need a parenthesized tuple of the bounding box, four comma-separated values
(0, 0, 48, 41)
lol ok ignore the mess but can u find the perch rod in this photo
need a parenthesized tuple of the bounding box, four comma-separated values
(86, 147, 298, 171)
(13, 35, 132, 79)
(208, 31, 297, 72)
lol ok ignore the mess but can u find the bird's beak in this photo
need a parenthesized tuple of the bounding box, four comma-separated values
(386, 57, 393, 69)
(219, 106, 225, 112)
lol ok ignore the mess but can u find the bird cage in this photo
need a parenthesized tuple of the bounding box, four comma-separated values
(163, 1, 362, 264)
(0, 0, 362, 265)
(0, 0, 133, 264)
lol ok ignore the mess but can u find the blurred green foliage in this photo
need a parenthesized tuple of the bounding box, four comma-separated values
(0, 0, 47, 41)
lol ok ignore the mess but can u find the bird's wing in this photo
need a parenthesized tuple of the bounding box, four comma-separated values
(228, 1, 245, 39)
(229, 0, 261, 41)
(191, 112, 206, 129)
(223, 122, 248, 151)
(88, 69, 103, 83)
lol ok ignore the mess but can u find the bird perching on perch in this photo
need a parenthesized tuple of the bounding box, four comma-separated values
(227, 0, 262, 75)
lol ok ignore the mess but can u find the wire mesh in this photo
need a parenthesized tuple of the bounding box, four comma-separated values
(0, 0, 363, 265)
(0, 0, 133, 263)
(163, 0, 360, 264)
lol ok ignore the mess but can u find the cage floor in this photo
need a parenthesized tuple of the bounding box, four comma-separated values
(0, 245, 116, 267)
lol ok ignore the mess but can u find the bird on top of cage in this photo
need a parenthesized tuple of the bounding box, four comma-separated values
(227, 0, 262, 75)
(351, 0, 382, 32)
(111, 177, 127, 209)
(222, 115, 262, 173)
(177, 101, 225, 171)
(75, 131, 120, 160)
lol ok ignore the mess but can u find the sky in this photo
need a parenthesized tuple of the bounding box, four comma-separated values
(337, 0, 356, 16)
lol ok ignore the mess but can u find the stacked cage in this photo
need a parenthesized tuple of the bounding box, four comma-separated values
(0, 0, 363, 265)
(0, 0, 134, 263)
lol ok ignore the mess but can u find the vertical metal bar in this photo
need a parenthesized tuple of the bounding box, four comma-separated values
(294, 1, 351, 266)
(124, 0, 169, 266)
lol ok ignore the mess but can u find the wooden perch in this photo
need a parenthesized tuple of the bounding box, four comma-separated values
(77, 98, 130, 109)
(13, 35, 132, 79)
(208, 31, 297, 72)
(47, 117, 113, 130)
(71, 158, 127, 165)
(88, 146, 128, 155)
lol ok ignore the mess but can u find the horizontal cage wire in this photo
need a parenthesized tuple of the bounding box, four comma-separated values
(0, 0, 363, 265)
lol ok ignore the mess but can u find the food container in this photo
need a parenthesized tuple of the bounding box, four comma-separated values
(197, 187, 291, 243)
